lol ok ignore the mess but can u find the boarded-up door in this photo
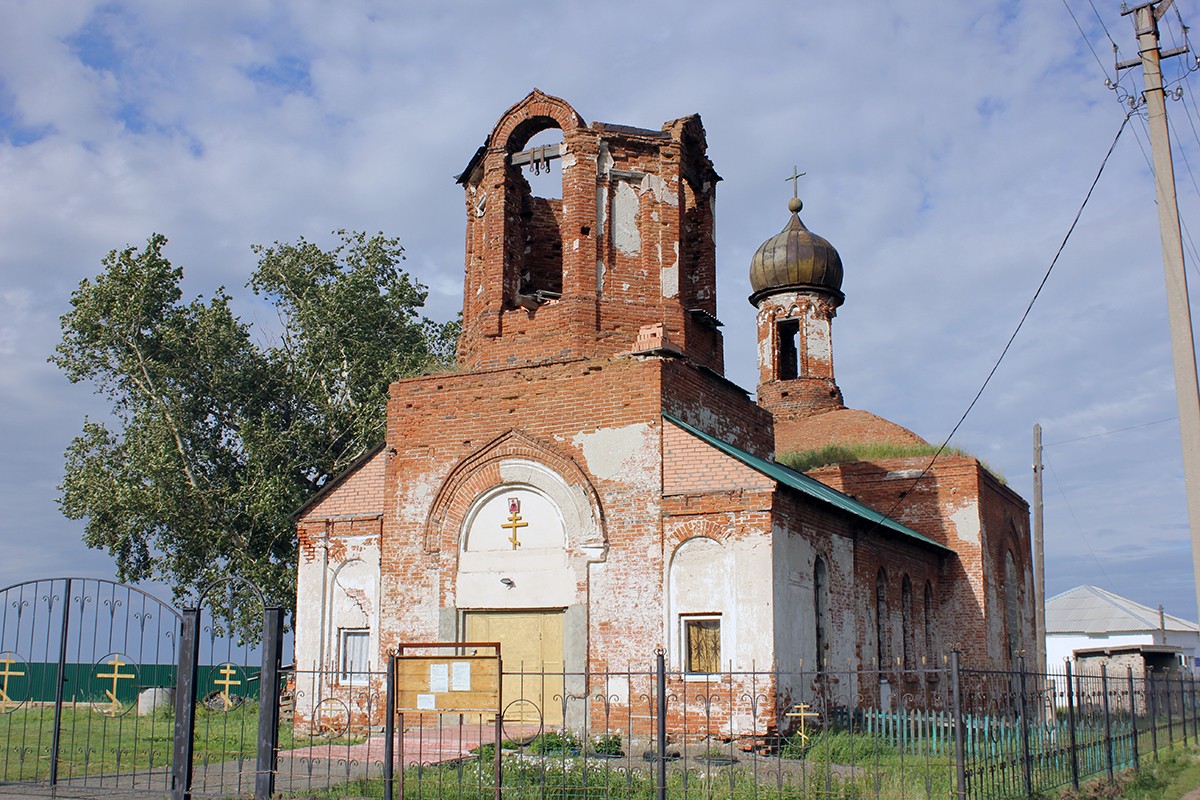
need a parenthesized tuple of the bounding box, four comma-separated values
(464, 611, 564, 725)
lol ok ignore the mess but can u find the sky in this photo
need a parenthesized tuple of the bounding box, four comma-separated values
(3, 1, 1200, 626)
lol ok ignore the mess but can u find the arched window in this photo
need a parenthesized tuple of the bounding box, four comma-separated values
(814, 556, 829, 671)
(875, 568, 889, 667)
(901, 575, 914, 671)
(923, 580, 935, 665)
(1004, 550, 1022, 665)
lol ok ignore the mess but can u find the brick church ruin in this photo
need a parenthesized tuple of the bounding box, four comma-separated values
(292, 90, 1037, 729)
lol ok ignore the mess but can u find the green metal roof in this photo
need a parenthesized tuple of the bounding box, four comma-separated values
(663, 413, 951, 553)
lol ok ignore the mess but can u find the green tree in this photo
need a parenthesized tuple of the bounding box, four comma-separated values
(52, 231, 458, 611)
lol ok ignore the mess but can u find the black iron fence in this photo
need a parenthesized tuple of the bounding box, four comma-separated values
(0, 579, 1196, 800)
(274, 653, 1200, 800)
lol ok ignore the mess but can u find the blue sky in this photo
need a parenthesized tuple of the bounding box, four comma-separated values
(2, 1, 1200, 623)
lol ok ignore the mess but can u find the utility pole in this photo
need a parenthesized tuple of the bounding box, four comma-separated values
(1118, 1, 1200, 625)
(1033, 423, 1046, 672)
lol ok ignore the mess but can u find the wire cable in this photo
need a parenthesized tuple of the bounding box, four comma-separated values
(1046, 459, 1114, 584)
(865, 111, 1134, 531)
(1087, 0, 1120, 50)
(1046, 416, 1178, 446)
(1064, 0, 1116, 81)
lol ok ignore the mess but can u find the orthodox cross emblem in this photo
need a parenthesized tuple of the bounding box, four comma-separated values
(95, 655, 134, 715)
(0, 655, 23, 711)
(213, 663, 242, 711)
(785, 702, 820, 746)
(785, 165, 806, 198)
(501, 497, 528, 550)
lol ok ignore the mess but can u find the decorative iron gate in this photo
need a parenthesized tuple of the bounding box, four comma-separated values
(0, 577, 181, 795)
(0, 577, 284, 800)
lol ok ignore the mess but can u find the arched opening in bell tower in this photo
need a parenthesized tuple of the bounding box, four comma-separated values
(505, 123, 565, 304)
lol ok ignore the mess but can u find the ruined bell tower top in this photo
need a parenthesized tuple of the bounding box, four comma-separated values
(453, 90, 725, 373)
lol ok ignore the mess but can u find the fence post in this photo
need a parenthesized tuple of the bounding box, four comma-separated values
(1167, 669, 1176, 748)
(1128, 665, 1139, 771)
(172, 606, 201, 800)
(1148, 670, 1159, 760)
(1017, 655, 1033, 798)
(950, 650, 967, 800)
(1065, 660, 1080, 790)
(1101, 662, 1115, 783)
(656, 648, 667, 800)
(1185, 671, 1195, 743)
(384, 653, 395, 800)
(48, 578, 71, 789)
(255, 607, 284, 800)
(1181, 670, 1190, 746)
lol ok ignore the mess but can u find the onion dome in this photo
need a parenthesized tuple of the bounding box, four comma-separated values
(748, 197, 844, 306)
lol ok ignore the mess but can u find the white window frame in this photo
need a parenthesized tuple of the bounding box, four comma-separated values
(339, 628, 371, 684)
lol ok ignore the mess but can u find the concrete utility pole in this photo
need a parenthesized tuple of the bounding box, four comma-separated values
(1119, 1, 1200, 625)
(1033, 424, 1046, 672)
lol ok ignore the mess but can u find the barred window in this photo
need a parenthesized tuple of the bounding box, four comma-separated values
(683, 617, 721, 674)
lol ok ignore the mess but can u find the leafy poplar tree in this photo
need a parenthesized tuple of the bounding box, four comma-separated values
(52, 231, 458, 610)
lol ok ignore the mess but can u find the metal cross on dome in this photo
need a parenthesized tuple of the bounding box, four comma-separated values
(785, 165, 806, 198)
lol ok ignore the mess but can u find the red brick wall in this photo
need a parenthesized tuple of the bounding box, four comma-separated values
(806, 456, 1032, 666)
(456, 91, 723, 374)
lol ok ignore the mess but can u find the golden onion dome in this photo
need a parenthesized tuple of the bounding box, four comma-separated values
(748, 197, 844, 306)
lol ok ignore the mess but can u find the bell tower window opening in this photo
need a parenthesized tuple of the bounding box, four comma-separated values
(517, 129, 564, 200)
(777, 318, 800, 380)
(509, 128, 565, 303)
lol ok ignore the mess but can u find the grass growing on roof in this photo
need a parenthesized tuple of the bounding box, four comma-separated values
(778, 442, 1006, 484)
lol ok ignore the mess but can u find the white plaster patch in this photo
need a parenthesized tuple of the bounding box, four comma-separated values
(805, 307, 832, 363)
(605, 675, 630, 703)
(560, 152, 577, 170)
(573, 239, 579, 251)
(661, 264, 678, 298)
(597, 142, 613, 176)
(662, 242, 679, 298)
(613, 181, 641, 255)
(949, 501, 981, 545)
(887, 469, 923, 480)
(639, 173, 678, 206)
(597, 260, 606, 292)
(572, 423, 656, 483)
(597, 185, 608, 229)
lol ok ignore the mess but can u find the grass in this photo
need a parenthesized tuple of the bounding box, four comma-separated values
(0, 701, 362, 782)
(286, 733, 954, 800)
(1059, 747, 1200, 800)
(778, 442, 1006, 484)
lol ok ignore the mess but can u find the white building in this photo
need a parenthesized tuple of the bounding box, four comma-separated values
(1045, 585, 1200, 672)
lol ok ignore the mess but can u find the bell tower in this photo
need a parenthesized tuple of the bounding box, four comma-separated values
(749, 190, 846, 420)
(455, 90, 725, 373)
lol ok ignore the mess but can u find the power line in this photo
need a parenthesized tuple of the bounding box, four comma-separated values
(1063, 0, 1115, 80)
(1087, 0, 1120, 50)
(1045, 416, 1178, 446)
(868, 112, 1133, 529)
(1045, 458, 1113, 584)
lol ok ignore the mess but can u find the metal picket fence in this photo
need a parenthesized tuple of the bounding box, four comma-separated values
(1, 575, 1195, 800)
(270, 652, 1200, 800)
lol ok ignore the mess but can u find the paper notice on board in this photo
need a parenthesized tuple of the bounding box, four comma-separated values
(417, 694, 436, 710)
(429, 663, 449, 693)
(451, 661, 471, 691)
